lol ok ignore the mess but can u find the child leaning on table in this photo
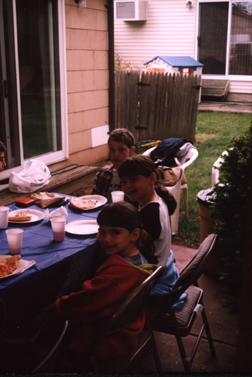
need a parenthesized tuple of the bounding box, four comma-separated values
(92, 128, 135, 202)
(43, 202, 158, 367)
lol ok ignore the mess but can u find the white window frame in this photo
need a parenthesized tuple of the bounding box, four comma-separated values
(196, 0, 252, 81)
(1, 0, 68, 181)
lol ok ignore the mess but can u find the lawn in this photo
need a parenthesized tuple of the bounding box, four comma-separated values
(176, 111, 252, 248)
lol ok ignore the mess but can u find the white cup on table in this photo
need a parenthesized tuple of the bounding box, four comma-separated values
(5, 228, 23, 255)
(111, 191, 124, 203)
(51, 217, 66, 241)
(0, 206, 9, 229)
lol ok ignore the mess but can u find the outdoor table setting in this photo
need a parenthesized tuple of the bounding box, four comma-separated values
(0, 192, 108, 336)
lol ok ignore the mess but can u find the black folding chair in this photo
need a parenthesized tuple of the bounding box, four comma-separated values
(61, 265, 165, 373)
(147, 234, 218, 373)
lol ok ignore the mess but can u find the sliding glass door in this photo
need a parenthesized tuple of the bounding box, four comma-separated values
(198, 1, 252, 76)
(0, 0, 64, 176)
(198, 2, 229, 74)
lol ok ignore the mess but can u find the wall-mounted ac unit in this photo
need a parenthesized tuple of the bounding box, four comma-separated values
(115, 1, 147, 21)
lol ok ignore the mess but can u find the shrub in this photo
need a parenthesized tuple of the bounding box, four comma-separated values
(210, 123, 252, 294)
(114, 53, 132, 73)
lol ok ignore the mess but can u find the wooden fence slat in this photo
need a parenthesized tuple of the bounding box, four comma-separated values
(115, 70, 199, 142)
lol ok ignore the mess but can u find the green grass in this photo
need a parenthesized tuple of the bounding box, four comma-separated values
(177, 111, 252, 247)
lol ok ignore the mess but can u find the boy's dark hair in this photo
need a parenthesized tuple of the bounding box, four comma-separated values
(0, 141, 6, 153)
(97, 202, 157, 264)
(118, 155, 177, 216)
(108, 128, 135, 148)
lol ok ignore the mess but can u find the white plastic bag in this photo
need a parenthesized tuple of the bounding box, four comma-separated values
(9, 159, 51, 193)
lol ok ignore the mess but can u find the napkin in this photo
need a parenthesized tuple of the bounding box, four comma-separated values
(45, 206, 68, 220)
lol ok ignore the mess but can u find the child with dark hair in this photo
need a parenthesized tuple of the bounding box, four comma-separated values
(43, 202, 157, 367)
(0, 141, 7, 173)
(92, 128, 135, 202)
(118, 154, 176, 266)
(118, 155, 187, 309)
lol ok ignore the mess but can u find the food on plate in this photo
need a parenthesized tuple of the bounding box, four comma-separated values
(8, 212, 32, 221)
(70, 197, 99, 210)
(0, 255, 21, 277)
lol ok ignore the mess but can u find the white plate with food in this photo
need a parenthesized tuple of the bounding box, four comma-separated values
(69, 195, 107, 211)
(66, 220, 99, 235)
(0, 255, 36, 279)
(8, 209, 45, 223)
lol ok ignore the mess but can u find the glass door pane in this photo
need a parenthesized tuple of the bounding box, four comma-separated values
(229, 2, 252, 75)
(16, 0, 61, 159)
(198, 2, 229, 74)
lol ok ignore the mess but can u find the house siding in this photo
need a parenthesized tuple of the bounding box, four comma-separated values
(53, 0, 109, 171)
(114, 0, 252, 99)
(114, 0, 197, 68)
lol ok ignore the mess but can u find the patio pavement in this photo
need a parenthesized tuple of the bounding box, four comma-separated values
(134, 243, 239, 374)
(198, 101, 252, 114)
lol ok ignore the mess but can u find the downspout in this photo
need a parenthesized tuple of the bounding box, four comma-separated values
(107, 0, 115, 131)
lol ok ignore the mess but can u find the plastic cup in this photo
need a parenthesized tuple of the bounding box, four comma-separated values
(0, 207, 9, 229)
(5, 228, 23, 255)
(51, 217, 66, 241)
(111, 191, 124, 203)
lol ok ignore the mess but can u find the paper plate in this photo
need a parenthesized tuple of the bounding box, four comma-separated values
(8, 209, 45, 224)
(69, 195, 107, 211)
(0, 255, 36, 279)
(65, 220, 99, 235)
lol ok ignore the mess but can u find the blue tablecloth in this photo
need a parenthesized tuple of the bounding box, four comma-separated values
(0, 196, 107, 334)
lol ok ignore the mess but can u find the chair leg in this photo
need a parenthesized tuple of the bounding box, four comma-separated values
(182, 185, 189, 219)
(201, 308, 216, 356)
(170, 311, 190, 373)
(151, 333, 163, 373)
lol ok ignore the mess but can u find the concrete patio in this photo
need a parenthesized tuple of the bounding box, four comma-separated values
(198, 101, 252, 114)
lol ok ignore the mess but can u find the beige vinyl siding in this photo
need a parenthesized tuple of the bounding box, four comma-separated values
(229, 80, 252, 94)
(114, 0, 197, 68)
(63, 0, 109, 167)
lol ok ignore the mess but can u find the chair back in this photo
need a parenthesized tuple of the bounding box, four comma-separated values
(166, 234, 218, 308)
(87, 265, 165, 353)
(174, 234, 217, 290)
(178, 147, 199, 169)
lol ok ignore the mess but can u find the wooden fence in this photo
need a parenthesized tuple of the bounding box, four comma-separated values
(114, 70, 201, 142)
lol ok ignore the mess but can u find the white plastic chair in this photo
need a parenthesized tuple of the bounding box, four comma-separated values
(211, 150, 229, 187)
(143, 145, 198, 234)
(177, 147, 199, 219)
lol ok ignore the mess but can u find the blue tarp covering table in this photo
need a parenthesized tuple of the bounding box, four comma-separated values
(0, 196, 107, 334)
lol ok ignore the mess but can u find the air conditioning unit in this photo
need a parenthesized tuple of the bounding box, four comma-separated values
(115, 1, 148, 21)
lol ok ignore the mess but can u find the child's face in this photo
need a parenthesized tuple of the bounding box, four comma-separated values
(108, 140, 134, 171)
(0, 152, 6, 172)
(97, 226, 140, 257)
(120, 173, 156, 207)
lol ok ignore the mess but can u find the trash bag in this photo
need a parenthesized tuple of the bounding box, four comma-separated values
(9, 160, 51, 193)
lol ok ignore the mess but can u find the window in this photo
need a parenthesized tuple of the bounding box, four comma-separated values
(229, 2, 252, 75)
(0, 0, 67, 180)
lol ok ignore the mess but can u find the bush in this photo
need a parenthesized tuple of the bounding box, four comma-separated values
(210, 123, 252, 294)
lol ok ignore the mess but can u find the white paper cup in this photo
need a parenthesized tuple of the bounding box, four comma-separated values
(0, 207, 9, 229)
(111, 191, 124, 203)
(51, 217, 66, 241)
(5, 228, 23, 255)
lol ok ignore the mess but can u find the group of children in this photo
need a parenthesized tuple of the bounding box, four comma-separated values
(1, 132, 187, 370)
(43, 128, 187, 370)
